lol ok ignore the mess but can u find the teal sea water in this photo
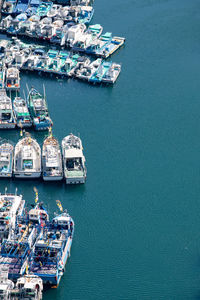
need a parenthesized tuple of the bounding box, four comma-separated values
(1, 0, 200, 299)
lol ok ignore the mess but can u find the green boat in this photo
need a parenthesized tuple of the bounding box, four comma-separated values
(27, 87, 52, 131)
(46, 50, 60, 72)
(13, 97, 32, 128)
(61, 54, 80, 76)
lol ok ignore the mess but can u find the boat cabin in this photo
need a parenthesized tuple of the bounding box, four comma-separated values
(29, 208, 49, 223)
(6, 68, 20, 90)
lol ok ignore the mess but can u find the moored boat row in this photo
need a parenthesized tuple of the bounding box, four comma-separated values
(0, 15, 125, 58)
(0, 189, 74, 298)
(0, 132, 87, 183)
(0, 39, 121, 84)
(0, 86, 53, 130)
(2, 0, 94, 25)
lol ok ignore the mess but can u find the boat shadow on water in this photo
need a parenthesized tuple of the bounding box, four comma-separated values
(2, 177, 87, 191)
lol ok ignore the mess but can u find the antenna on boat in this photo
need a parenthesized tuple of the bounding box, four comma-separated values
(43, 83, 46, 100)
(4, 187, 7, 195)
(15, 187, 18, 195)
(33, 187, 38, 204)
(23, 89, 26, 102)
(26, 83, 30, 94)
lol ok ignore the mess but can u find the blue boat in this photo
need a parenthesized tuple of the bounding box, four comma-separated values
(29, 209, 74, 287)
(96, 36, 126, 58)
(0, 198, 49, 280)
(0, 219, 40, 281)
(0, 240, 29, 280)
(27, 87, 53, 131)
(26, 0, 40, 17)
(36, 2, 52, 17)
(13, 0, 30, 15)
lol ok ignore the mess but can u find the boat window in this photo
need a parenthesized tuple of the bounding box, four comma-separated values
(23, 159, 33, 169)
(66, 158, 82, 170)
(2, 113, 11, 121)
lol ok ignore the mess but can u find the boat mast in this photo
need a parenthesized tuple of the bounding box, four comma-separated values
(43, 84, 46, 101)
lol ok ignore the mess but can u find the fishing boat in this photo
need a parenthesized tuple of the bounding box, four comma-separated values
(26, 0, 40, 17)
(76, 58, 101, 81)
(59, 6, 70, 21)
(65, 23, 86, 48)
(36, 2, 52, 17)
(13, 97, 32, 128)
(13, 0, 30, 15)
(26, 15, 40, 36)
(85, 32, 112, 55)
(28, 201, 49, 225)
(71, 56, 90, 77)
(0, 89, 16, 129)
(0, 192, 25, 241)
(62, 134, 86, 184)
(87, 24, 103, 38)
(78, 6, 94, 24)
(89, 61, 112, 84)
(0, 141, 14, 177)
(102, 63, 121, 84)
(2, 0, 17, 14)
(42, 131, 63, 181)
(29, 206, 74, 287)
(15, 12, 27, 22)
(6, 17, 21, 35)
(0, 217, 39, 281)
(14, 135, 41, 178)
(60, 53, 79, 76)
(22, 54, 39, 70)
(72, 31, 93, 52)
(0, 15, 13, 32)
(57, 51, 69, 74)
(7, 14, 27, 35)
(27, 87, 53, 131)
(50, 26, 66, 45)
(46, 49, 59, 71)
(47, 4, 62, 18)
(11, 275, 43, 299)
(0, 273, 14, 299)
(38, 17, 53, 40)
(6, 67, 20, 91)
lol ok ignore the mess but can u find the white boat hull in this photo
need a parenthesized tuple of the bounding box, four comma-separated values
(43, 175, 63, 181)
(0, 123, 16, 129)
(16, 123, 32, 128)
(65, 176, 86, 184)
(0, 173, 12, 178)
(6, 87, 20, 91)
(14, 172, 41, 178)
